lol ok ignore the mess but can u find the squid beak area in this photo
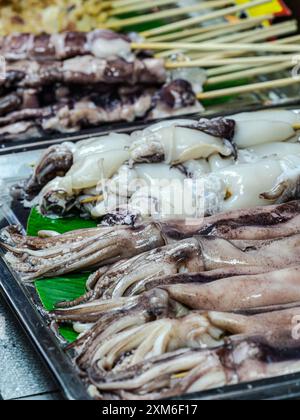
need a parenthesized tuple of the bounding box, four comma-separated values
(80, 195, 104, 205)
(260, 181, 288, 201)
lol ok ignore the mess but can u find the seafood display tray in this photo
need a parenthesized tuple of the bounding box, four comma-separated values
(2, 247, 300, 401)
(2, 110, 300, 400)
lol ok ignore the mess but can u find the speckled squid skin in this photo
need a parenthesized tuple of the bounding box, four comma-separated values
(0, 223, 165, 280)
(2, 201, 300, 281)
(57, 232, 300, 307)
(163, 266, 300, 312)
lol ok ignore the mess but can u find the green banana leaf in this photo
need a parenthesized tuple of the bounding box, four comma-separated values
(28, 208, 94, 342)
(27, 207, 97, 236)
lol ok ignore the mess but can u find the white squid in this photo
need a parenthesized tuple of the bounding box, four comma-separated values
(230, 110, 300, 148)
(130, 110, 300, 164)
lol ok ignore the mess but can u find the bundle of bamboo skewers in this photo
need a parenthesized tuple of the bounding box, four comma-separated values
(1, 0, 299, 104)
(102, 0, 300, 102)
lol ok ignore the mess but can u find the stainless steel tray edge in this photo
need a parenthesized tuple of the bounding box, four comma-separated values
(0, 258, 92, 401)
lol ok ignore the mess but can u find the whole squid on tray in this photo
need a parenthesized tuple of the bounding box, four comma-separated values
(22, 109, 300, 219)
(25, 115, 237, 203)
(2, 201, 300, 280)
(54, 304, 300, 399)
(87, 339, 300, 400)
(50, 265, 300, 322)
(162, 266, 300, 312)
(56, 233, 300, 306)
(129, 110, 299, 164)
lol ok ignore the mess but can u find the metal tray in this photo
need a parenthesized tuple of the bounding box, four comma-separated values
(2, 111, 300, 400)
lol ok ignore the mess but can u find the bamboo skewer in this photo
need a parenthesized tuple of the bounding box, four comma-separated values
(132, 41, 300, 54)
(197, 77, 299, 100)
(276, 34, 300, 45)
(106, 0, 144, 7)
(205, 35, 300, 76)
(146, 14, 274, 42)
(166, 55, 297, 68)
(100, 0, 142, 10)
(207, 62, 270, 77)
(156, 20, 279, 57)
(105, 0, 235, 29)
(108, 0, 189, 16)
(184, 21, 298, 62)
(156, 21, 297, 58)
(206, 62, 294, 85)
(184, 20, 298, 43)
(140, 0, 273, 37)
(205, 34, 300, 76)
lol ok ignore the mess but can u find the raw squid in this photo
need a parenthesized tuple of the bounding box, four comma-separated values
(24, 144, 74, 195)
(89, 162, 189, 218)
(57, 233, 300, 306)
(130, 110, 299, 163)
(47, 154, 300, 219)
(87, 339, 300, 400)
(2, 202, 300, 279)
(75, 313, 224, 376)
(129, 118, 237, 164)
(230, 110, 300, 148)
(202, 156, 300, 215)
(50, 289, 173, 324)
(239, 142, 300, 164)
(22, 109, 300, 219)
(71, 306, 300, 386)
(207, 306, 300, 348)
(37, 158, 209, 218)
(164, 266, 300, 312)
(25, 116, 235, 198)
(0, 223, 165, 280)
(116, 156, 300, 219)
(40, 132, 131, 195)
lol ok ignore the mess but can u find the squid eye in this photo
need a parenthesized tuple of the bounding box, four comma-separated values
(224, 189, 232, 201)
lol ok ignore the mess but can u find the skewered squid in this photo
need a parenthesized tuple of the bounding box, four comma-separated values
(129, 117, 236, 164)
(2, 201, 300, 280)
(26, 116, 235, 196)
(24, 144, 74, 196)
(202, 155, 300, 215)
(230, 110, 300, 148)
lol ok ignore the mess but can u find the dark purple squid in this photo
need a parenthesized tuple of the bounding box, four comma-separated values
(2, 202, 300, 281)
(57, 233, 300, 308)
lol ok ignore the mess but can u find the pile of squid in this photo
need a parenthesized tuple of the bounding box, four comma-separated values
(2, 200, 300, 399)
(23, 109, 300, 222)
(0, 30, 202, 142)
